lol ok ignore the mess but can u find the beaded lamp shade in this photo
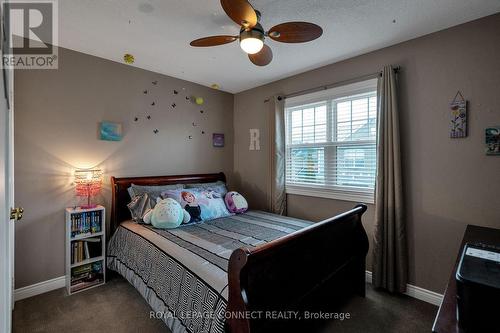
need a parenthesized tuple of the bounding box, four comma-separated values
(74, 169, 102, 208)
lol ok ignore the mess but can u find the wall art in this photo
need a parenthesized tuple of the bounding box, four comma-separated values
(100, 121, 123, 141)
(450, 91, 467, 138)
(485, 127, 500, 155)
(213, 133, 224, 147)
(249, 129, 261, 151)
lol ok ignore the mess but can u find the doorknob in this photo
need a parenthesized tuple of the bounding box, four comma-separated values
(10, 207, 24, 221)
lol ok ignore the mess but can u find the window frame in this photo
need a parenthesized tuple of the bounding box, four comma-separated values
(284, 79, 378, 204)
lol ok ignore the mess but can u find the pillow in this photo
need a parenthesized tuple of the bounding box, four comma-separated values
(162, 188, 232, 223)
(225, 191, 248, 213)
(143, 198, 191, 226)
(127, 183, 185, 200)
(145, 198, 185, 229)
(127, 193, 155, 223)
(185, 181, 228, 196)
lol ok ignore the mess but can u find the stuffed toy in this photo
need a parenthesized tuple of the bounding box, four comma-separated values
(143, 198, 190, 229)
(224, 191, 248, 214)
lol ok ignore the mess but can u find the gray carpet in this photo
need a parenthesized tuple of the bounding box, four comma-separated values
(13, 277, 437, 333)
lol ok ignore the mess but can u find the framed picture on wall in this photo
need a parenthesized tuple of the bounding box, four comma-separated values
(100, 122, 123, 141)
(213, 133, 224, 147)
(485, 127, 500, 155)
(449, 91, 469, 139)
(450, 99, 467, 138)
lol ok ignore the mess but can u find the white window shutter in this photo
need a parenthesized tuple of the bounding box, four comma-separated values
(285, 79, 378, 203)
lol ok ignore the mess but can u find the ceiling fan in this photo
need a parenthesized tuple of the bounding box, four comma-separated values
(190, 0, 323, 66)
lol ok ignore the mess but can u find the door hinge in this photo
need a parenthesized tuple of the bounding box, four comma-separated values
(10, 207, 24, 221)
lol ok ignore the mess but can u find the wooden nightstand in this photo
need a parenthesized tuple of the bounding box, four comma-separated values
(65, 205, 106, 295)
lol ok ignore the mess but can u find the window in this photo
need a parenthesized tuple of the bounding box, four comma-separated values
(285, 79, 378, 203)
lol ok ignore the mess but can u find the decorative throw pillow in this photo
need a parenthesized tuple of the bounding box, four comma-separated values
(162, 188, 232, 223)
(143, 198, 186, 229)
(185, 181, 228, 196)
(127, 183, 185, 200)
(142, 198, 191, 225)
(127, 193, 156, 223)
(225, 191, 248, 213)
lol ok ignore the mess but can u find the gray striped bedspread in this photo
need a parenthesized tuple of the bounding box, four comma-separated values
(107, 210, 313, 333)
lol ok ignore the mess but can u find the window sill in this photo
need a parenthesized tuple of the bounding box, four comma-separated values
(286, 186, 375, 204)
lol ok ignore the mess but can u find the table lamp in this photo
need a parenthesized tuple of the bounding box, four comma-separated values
(74, 169, 103, 209)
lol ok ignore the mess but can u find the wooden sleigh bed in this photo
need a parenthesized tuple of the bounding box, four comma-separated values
(109, 172, 369, 333)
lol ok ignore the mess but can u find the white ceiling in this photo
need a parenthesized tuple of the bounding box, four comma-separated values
(57, 0, 500, 93)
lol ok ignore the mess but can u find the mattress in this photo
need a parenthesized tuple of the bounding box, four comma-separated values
(107, 210, 313, 333)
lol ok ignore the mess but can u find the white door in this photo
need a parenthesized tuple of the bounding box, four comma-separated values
(1, 13, 15, 332)
(0, 73, 14, 333)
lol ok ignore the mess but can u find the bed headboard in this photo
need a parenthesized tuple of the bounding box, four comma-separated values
(110, 172, 226, 237)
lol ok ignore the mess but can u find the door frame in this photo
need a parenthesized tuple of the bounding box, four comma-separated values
(0, 66, 14, 333)
(1, 2, 14, 331)
(8, 64, 14, 306)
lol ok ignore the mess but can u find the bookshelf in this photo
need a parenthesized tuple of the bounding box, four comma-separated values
(65, 205, 106, 295)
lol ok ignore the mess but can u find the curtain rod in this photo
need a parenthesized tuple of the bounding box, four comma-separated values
(278, 66, 400, 101)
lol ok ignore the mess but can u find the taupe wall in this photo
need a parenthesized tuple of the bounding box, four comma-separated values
(14, 47, 234, 288)
(233, 14, 500, 293)
(14, 14, 500, 293)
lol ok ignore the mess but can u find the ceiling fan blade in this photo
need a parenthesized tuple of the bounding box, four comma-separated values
(220, 0, 257, 28)
(268, 22, 323, 43)
(248, 44, 273, 66)
(190, 35, 238, 47)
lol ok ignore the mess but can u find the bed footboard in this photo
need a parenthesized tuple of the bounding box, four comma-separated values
(226, 204, 369, 333)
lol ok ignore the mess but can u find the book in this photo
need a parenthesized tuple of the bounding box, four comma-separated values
(70, 210, 102, 238)
(70, 261, 104, 292)
(67, 207, 105, 294)
(70, 279, 103, 292)
(72, 240, 100, 264)
(72, 263, 92, 275)
(84, 242, 90, 259)
(72, 242, 78, 264)
(71, 273, 92, 284)
(83, 238, 102, 258)
(92, 261, 103, 273)
(78, 242, 82, 262)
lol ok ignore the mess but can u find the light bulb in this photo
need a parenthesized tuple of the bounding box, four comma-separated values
(240, 37, 264, 54)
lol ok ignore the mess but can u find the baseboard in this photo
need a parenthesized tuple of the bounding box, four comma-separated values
(14, 276, 65, 302)
(365, 271, 443, 306)
(14, 272, 443, 306)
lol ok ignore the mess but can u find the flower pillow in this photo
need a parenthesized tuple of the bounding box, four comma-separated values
(225, 191, 248, 213)
(185, 181, 228, 196)
(162, 189, 232, 223)
(127, 183, 185, 200)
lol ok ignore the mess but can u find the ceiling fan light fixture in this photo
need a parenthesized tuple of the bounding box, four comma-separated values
(239, 29, 264, 54)
(190, 1, 323, 66)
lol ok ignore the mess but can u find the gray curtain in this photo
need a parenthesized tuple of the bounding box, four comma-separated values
(373, 66, 408, 293)
(269, 96, 287, 215)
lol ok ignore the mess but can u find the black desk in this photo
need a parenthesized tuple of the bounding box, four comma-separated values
(432, 225, 500, 333)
